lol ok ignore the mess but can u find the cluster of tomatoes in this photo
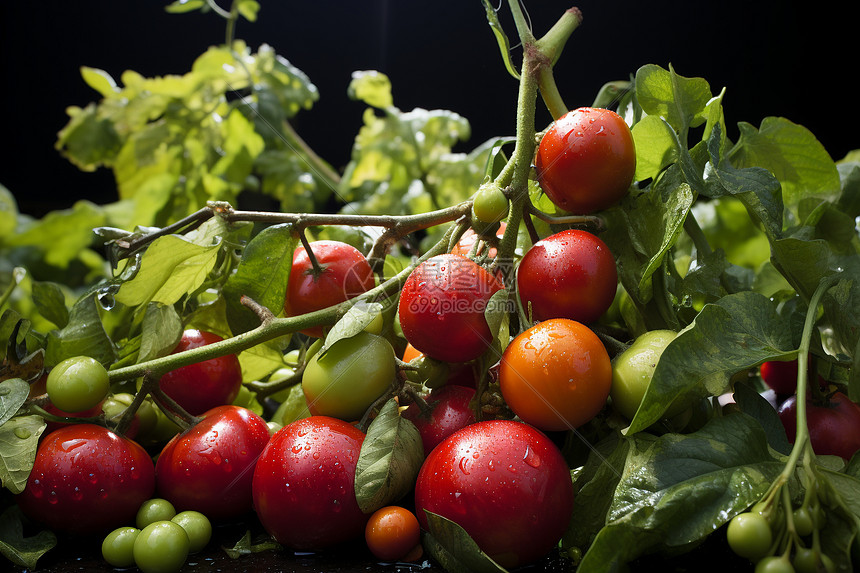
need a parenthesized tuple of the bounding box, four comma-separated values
(14, 107, 648, 571)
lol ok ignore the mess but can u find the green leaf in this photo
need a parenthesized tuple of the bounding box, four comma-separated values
(729, 117, 841, 223)
(634, 64, 713, 134)
(164, 0, 206, 13)
(0, 379, 29, 426)
(224, 223, 296, 336)
(422, 511, 509, 573)
(348, 70, 394, 109)
(632, 114, 678, 181)
(578, 414, 784, 571)
(321, 301, 385, 357)
(55, 104, 122, 171)
(80, 66, 119, 97)
(236, 0, 260, 22)
(139, 302, 182, 363)
(115, 234, 220, 307)
(44, 293, 115, 367)
(480, 0, 520, 80)
(0, 506, 56, 569)
(0, 415, 47, 494)
(31, 281, 69, 329)
(629, 291, 794, 433)
(354, 398, 424, 514)
(731, 381, 792, 455)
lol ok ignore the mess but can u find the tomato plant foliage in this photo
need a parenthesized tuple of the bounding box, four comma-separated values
(1, 0, 860, 571)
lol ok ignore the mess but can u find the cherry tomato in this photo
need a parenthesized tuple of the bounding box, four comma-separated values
(102, 392, 158, 440)
(450, 222, 507, 260)
(610, 329, 686, 421)
(133, 520, 189, 573)
(398, 254, 503, 363)
(158, 329, 242, 416)
(45, 355, 110, 413)
(726, 512, 773, 561)
(472, 182, 509, 225)
(413, 419, 574, 569)
(102, 526, 140, 568)
(793, 547, 835, 573)
(402, 384, 476, 455)
(17, 424, 155, 534)
(760, 355, 826, 395)
(499, 318, 612, 432)
(365, 505, 421, 562)
(155, 405, 270, 520)
(516, 229, 617, 324)
(252, 416, 368, 550)
(777, 391, 860, 460)
(535, 106, 635, 214)
(755, 556, 795, 573)
(301, 331, 395, 421)
(136, 498, 177, 529)
(284, 240, 376, 338)
(171, 511, 212, 553)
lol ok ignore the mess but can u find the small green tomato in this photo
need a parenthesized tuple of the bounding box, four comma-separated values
(46, 356, 110, 413)
(133, 520, 190, 573)
(136, 498, 177, 529)
(726, 512, 773, 561)
(102, 526, 140, 568)
(171, 510, 212, 553)
(610, 330, 684, 421)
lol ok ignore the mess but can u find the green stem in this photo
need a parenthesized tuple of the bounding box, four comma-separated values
(107, 223, 460, 384)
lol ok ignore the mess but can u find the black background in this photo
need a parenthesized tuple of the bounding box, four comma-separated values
(1, 0, 857, 220)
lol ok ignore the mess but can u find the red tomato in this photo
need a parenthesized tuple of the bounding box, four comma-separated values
(499, 318, 611, 432)
(450, 223, 507, 260)
(397, 254, 503, 363)
(760, 355, 826, 395)
(535, 107, 635, 214)
(777, 391, 860, 460)
(365, 505, 421, 562)
(402, 385, 477, 455)
(516, 229, 617, 324)
(155, 405, 270, 520)
(158, 330, 242, 416)
(285, 240, 376, 338)
(252, 416, 368, 550)
(17, 424, 155, 534)
(413, 420, 574, 569)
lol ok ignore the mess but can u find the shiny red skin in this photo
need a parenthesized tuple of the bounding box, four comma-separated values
(516, 229, 617, 324)
(450, 223, 507, 260)
(402, 385, 477, 456)
(398, 254, 503, 363)
(760, 356, 826, 396)
(413, 420, 574, 569)
(158, 330, 242, 416)
(284, 240, 375, 338)
(155, 405, 270, 520)
(535, 107, 635, 214)
(17, 424, 155, 534)
(778, 391, 860, 460)
(252, 416, 368, 550)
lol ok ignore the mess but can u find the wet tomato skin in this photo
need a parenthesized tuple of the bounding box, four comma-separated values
(17, 424, 155, 534)
(402, 384, 477, 456)
(252, 416, 368, 550)
(158, 330, 242, 416)
(155, 405, 270, 520)
(413, 419, 574, 569)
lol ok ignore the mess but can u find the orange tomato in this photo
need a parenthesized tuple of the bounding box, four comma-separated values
(498, 318, 611, 431)
(364, 505, 421, 562)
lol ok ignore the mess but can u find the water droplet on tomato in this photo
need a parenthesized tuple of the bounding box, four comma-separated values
(458, 457, 471, 475)
(60, 438, 87, 452)
(523, 446, 541, 468)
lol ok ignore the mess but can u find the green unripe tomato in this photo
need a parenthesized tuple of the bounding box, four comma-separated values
(793, 547, 834, 573)
(472, 182, 509, 225)
(46, 356, 110, 413)
(363, 311, 385, 335)
(133, 521, 190, 573)
(755, 555, 795, 573)
(792, 506, 814, 537)
(610, 330, 684, 421)
(726, 512, 773, 561)
(102, 526, 140, 568)
(302, 332, 396, 421)
(136, 498, 177, 529)
(171, 510, 212, 553)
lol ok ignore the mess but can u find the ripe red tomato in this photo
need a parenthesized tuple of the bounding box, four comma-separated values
(155, 405, 270, 520)
(158, 330, 242, 416)
(17, 424, 155, 534)
(777, 391, 860, 460)
(284, 240, 376, 338)
(252, 416, 368, 550)
(499, 318, 611, 431)
(398, 254, 503, 363)
(450, 222, 507, 260)
(760, 356, 826, 395)
(402, 385, 477, 455)
(516, 229, 617, 324)
(413, 419, 573, 569)
(535, 107, 635, 214)
(364, 505, 421, 562)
